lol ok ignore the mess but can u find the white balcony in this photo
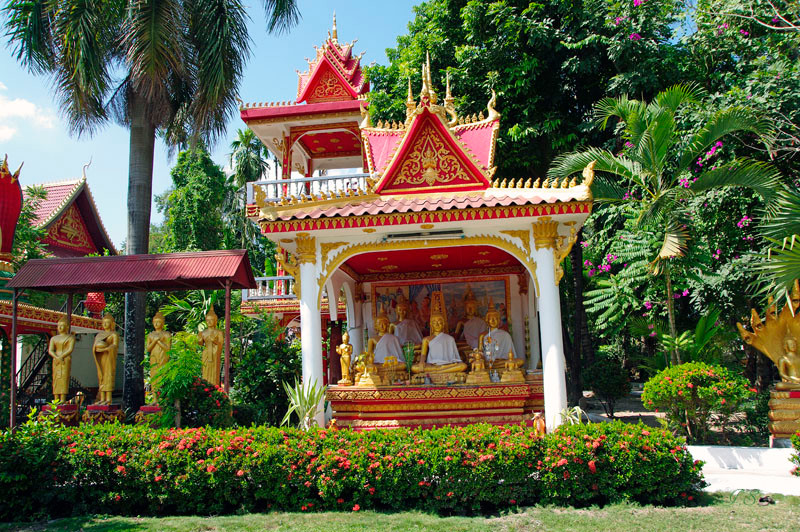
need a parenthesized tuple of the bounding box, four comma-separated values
(242, 276, 296, 301)
(247, 173, 373, 205)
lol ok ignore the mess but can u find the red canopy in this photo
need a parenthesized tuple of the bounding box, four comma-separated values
(7, 249, 256, 293)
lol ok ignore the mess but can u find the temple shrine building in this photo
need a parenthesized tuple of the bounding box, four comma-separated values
(240, 18, 593, 431)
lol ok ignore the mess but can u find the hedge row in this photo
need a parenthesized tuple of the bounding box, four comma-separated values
(0, 420, 705, 520)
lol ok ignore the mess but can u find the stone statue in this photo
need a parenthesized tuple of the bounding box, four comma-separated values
(146, 311, 172, 399)
(368, 305, 404, 364)
(48, 316, 75, 402)
(390, 295, 423, 346)
(336, 331, 354, 386)
(198, 307, 224, 386)
(454, 286, 489, 349)
(413, 312, 467, 375)
(92, 313, 119, 404)
(737, 280, 800, 390)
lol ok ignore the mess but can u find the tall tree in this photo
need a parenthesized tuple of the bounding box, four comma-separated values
(549, 85, 782, 363)
(4, 0, 298, 414)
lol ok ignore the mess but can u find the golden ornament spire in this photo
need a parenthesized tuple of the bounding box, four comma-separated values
(426, 52, 437, 104)
(405, 77, 417, 122)
(331, 12, 338, 42)
(419, 61, 430, 101)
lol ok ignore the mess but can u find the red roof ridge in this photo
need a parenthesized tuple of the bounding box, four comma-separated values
(34, 177, 85, 228)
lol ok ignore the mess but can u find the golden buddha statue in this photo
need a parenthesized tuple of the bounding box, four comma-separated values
(336, 331, 354, 386)
(454, 286, 489, 350)
(49, 316, 76, 402)
(412, 291, 468, 376)
(146, 311, 172, 400)
(500, 350, 526, 383)
(479, 301, 523, 370)
(198, 307, 224, 386)
(389, 295, 423, 346)
(737, 280, 800, 390)
(465, 348, 491, 384)
(92, 313, 120, 404)
(368, 305, 404, 364)
(356, 349, 384, 387)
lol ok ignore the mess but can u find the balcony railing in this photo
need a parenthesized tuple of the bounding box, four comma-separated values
(247, 173, 373, 204)
(243, 276, 296, 301)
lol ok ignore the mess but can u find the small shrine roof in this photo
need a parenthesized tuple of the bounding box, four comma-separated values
(0, 300, 105, 334)
(23, 176, 116, 255)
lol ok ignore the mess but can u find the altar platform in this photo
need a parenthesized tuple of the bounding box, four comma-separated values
(327, 374, 543, 430)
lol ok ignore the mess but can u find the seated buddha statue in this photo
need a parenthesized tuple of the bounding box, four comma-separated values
(412, 313, 468, 374)
(368, 306, 405, 364)
(454, 287, 489, 350)
(389, 295, 423, 347)
(479, 305, 523, 370)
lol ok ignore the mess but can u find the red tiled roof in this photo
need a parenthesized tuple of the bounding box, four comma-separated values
(26, 180, 82, 227)
(266, 188, 591, 222)
(7, 250, 256, 293)
(240, 99, 363, 123)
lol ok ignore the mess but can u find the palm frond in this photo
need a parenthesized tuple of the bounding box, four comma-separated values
(678, 107, 775, 172)
(637, 109, 677, 187)
(634, 188, 681, 229)
(752, 237, 800, 301)
(591, 176, 628, 202)
(690, 158, 783, 204)
(651, 83, 705, 113)
(650, 223, 690, 271)
(3, 0, 57, 74)
(760, 187, 800, 240)
(547, 148, 639, 185)
(593, 94, 646, 131)
(262, 0, 301, 34)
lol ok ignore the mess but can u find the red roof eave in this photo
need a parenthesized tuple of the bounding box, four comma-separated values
(241, 100, 365, 122)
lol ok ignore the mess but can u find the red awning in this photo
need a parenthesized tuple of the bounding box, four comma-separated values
(6, 250, 257, 293)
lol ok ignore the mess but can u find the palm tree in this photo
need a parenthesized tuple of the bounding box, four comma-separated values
(229, 128, 269, 188)
(756, 186, 800, 303)
(4, 0, 298, 413)
(549, 84, 782, 364)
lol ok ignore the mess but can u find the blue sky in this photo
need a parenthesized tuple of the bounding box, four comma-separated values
(0, 0, 419, 247)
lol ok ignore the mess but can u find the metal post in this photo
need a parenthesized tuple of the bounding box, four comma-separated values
(10, 289, 18, 429)
(224, 280, 231, 393)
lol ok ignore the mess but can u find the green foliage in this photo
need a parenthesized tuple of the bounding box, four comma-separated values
(791, 431, 800, 477)
(584, 358, 631, 418)
(0, 422, 704, 518)
(281, 379, 327, 431)
(153, 333, 231, 428)
(642, 362, 755, 443)
(156, 146, 229, 252)
(11, 185, 48, 270)
(230, 314, 301, 426)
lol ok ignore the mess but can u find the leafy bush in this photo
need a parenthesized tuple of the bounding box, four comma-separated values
(154, 332, 232, 428)
(1, 420, 704, 519)
(642, 362, 754, 443)
(584, 358, 631, 418)
(791, 432, 800, 477)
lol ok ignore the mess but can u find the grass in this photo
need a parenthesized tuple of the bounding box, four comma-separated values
(4, 493, 800, 532)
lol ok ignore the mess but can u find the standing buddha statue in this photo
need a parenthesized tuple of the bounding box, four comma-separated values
(145, 311, 172, 401)
(92, 313, 120, 404)
(48, 316, 76, 402)
(198, 307, 224, 386)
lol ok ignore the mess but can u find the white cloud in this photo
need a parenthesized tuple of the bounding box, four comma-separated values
(0, 125, 17, 142)
(0, 81, 57, 138)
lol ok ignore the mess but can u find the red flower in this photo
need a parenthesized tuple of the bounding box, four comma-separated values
(447, 492, 454, 497)
(116, 465, 126, 474)
(337, 498, 344, 504)
(154, 475, 162, 482)
(236, 470, 245, 477)
(563, 471, 570, 479)
(588, 460, 597, 474)
(206, 465, 217, 473)
(69, 448, 77, 454)
(352, 504, 360, 511)
(509, 499, 516, 504)
(557, 458, 568, 467)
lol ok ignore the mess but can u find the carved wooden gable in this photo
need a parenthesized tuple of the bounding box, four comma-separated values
(299, 59, 356, 104)
(375, 109, 492, 195)
(43, 203, 97, 255)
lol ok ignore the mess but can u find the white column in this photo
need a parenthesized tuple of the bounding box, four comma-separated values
(533, 246, 567, 432)
(527, 276, 541, 371)
(298, 238, 324, 427)
(509, 275, 525, 364)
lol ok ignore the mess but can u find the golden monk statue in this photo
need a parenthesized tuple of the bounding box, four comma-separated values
(454, 286, 489, 349)
(49, 316, 76, 402)
(146, 311, 172, 399)
(368, 305, 404, 364)
(389, 295, 423, 346)
(737, 280, 800, 390)
(198, 307, 224, 386)
(92, 313, 119, 404)
(412, 292, 468, 375)
(336, 331, 354, 386)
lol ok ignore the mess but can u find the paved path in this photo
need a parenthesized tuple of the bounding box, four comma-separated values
(688, 445, 800, 496)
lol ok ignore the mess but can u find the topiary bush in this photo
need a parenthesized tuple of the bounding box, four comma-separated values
(584, 357, 631, 418)
(1, 419, 704, 519)
(642, 362, 754, 443)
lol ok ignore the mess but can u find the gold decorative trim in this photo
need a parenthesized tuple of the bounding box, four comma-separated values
(295, 235, 316, 264)
(320, 241, 348, 269)
(246, 110, 362, 126)
(499, 229, 531, 258)
(554, 221, 578, 285)
(532, 217, 559, 250)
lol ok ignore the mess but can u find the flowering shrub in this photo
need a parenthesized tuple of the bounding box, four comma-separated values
(173, 378, 233, 429)
(0, 420, 704, 519)
(642, 362, 754, 442)
(791, 432, 800, 477)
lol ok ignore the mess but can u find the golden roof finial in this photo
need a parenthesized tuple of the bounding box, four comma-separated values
(420, 60, 430, 101)
(426, 51, 437, 104)
(487, 89, 500, 121)
(407, 77, 414, 103)
(445, 71, 453, 101)
(1, 154, 23, 183)
(331, 11, 338, 42)
(444, 71, 457, 126)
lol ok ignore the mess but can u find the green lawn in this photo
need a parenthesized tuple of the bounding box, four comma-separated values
(5, 493, 799, 532)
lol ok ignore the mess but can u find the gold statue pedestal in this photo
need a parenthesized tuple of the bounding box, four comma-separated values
(500, 368, 526, 384)
(134, 405, 162, 426)
(466, 369, 491, 384)
(82, 404, 125, 424)
(39, 404, 80, 426)
(337, 377, 354, 386)
(357, 373, 385, 387)
(768, 388, 800, 441)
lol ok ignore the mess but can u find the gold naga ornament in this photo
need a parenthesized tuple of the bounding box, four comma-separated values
(736, 280, 800, 389)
